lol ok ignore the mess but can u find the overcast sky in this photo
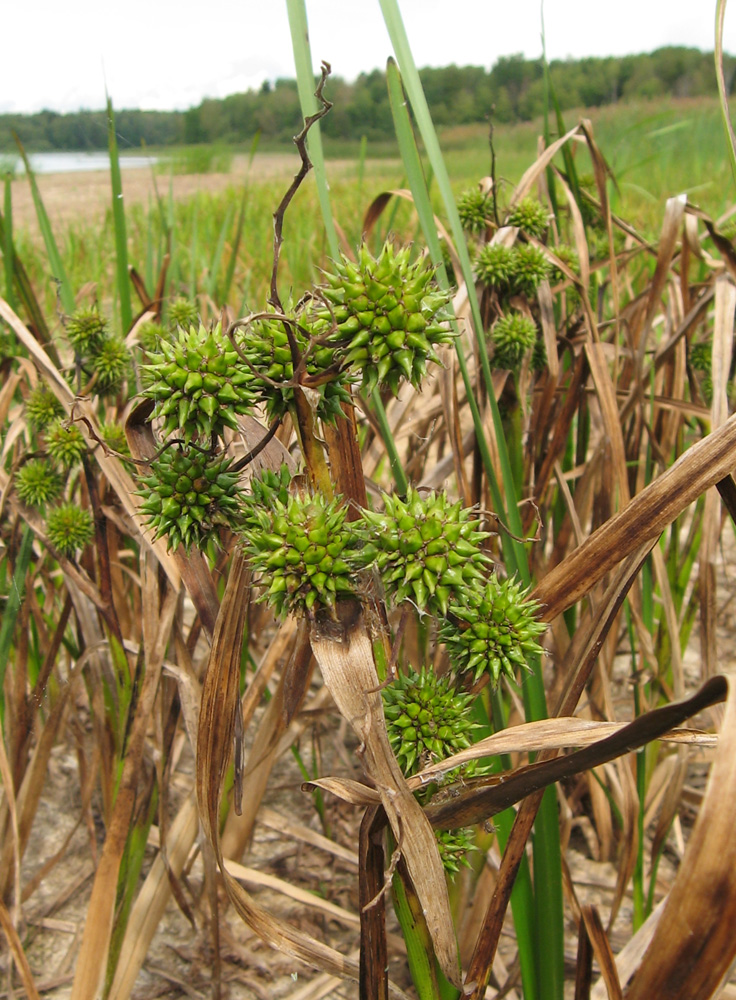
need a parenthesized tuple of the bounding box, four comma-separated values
(1, 1, 732, 116)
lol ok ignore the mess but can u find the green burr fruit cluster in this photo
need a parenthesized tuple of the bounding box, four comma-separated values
(242, 492, 359, 618)
(439, 575, 545, 685)
(357, 488, 490, 616)
(318, 242, 454, 396)
(142, 322, 256, 442)
(550, 243, 580, 284)
(137, 319, 166, 354)
(240, 464, 292, 530)
(137, 445, 243, 556)
(46, 503, 94, 558)
(382, 666, 477, 776)
(690, 341, 712, 373)
(100, 421, 130, 458)
(91, 336, 131, 393)
(237, 313, 349, 423)
(476, 243, 551, 299)
(168, 298, 200, 330)
(45, 419, 87, 469)
(66, 305, 107, 352)
(507, 197, 549, 238)
(475, 244, 515, 293)
(457, 188, 493, 234)
(491, 313, 538, 370)
(434, 828, 477, 877)
(15, 459, 62, 509)
(513, 244, 552, 297)
(25, 385, 63, 429)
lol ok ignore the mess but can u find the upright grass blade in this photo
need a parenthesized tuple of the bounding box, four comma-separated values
(285, 0, 340, 261)
(13, 135, 75, 316)
(715, 0, 736, 188)
(107, 96, 133, 334)
(3, 173, 15, 309)
(221, 130, 261, 307)
(0, 526, 34, 726)
(379, 7, 563, 998)
(207, 206, 233, 302)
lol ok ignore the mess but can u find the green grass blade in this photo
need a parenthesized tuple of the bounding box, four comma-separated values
(107, 96, 133, 334)
(285, 0, 340, 261)
(13, 134, 75, 316)
(221, 187, 247, 306)
(207, 205, 233, 301)
(715, 0, 736, 188)
(3, 173, 15, 309)
(0, 526, 35, 726)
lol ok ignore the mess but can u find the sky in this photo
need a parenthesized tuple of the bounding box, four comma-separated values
(1, 0, 733, 116)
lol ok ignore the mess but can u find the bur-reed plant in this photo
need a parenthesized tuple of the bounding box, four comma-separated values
(2, 6, 736, 1000)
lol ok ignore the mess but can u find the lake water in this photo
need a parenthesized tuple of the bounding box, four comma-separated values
(1, 151, 157, 175)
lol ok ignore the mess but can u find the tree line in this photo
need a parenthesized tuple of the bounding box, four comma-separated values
(1, 47, 732, 153)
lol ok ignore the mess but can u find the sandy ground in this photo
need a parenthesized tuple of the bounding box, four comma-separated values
(8, 153, 361, 239)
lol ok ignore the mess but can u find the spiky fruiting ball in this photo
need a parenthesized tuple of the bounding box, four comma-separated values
(550, 243, 580, 284)
(383, 666, 477, 776)
(15, 459, 61, 508)
(458, 188, 493, 234)
(690, 341, 712, 373)
(100, 422, 130, 458)
(168, 298, 199, 330)
(491, 313, 538, 370)
(242, 493, 360, 618)
(137, 320, 166, 354)
(318, 242, 454, 396)
(65, 306, 107, 353)
(241, 464, 292, 530)
(142, 322, 256, 442)
(46, 503, 94, 557)
(475, 243, 515, 292)
(435, 828, 477, 877)
(237, 313, 349, 423)
(439, 575, 545, 686)
(357, 488, 490, 616)
(507, 197, 549, 239)
(89, 336, 130, 393)
(45, 419, 87, 469)
(137, 445, 243, 556)
(511, 244, 551, 297)
(26, 385, 63, 429)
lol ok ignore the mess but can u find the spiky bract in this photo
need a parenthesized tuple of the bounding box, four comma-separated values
(90, 336, 131, 393)
(507, 197, 549, 238)
(137, 446, 243, 556)
(46, 503, 94, 557)
(440, 575, 545, 686)
(435, 828, 477, 877)
(357, 488, 490, 616)
(65, 306, 107, 352)
(237, 314, 349, 423)
(45, 419, 87, 469)
(383, 666, 477, 776)
(15, 459, 61, 508)
(142, 322, 256, 442)
(241, 464, 292, 530)
(491, 313, 538, 369)
(242, 492, 359, 618)
(457, 188, 493, 234)
(26, 385, 63, 429)
(318, 242, 454, 396)
(512, 244, 551, 297)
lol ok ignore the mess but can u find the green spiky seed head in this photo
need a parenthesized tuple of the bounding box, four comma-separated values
(89, 336, 131, 393)
(318, 242, 454, 396)
(690, 341, 712, 373)
(356, 488, 490, 616)
(457, 188, 493, 234)
(475, 243, 515, 292)
(439, 575, 545, 686)
(237, 313, 350, 423)
(137, 445, 243, 557)
(141, 322, 256, 443)
(507, 197, 549, 239)
(435, 828, 477, 877)
(491, 313, 538, 370)
(26, 385, 63, 429)
(510, 244, 551, 297)
(383, 666, 477, 776)
(46, 503, 94, 557)
(550, 244, 580, 284)
(241, 464, 293, 530)
(45, 419, 87, 469)
(65, 305, 107, 352)
(100, 422, 130, 458)
(137, 320, 166, 353)
(242, 492, 360, 618)
(15, 459, 62, 509)
(168, 298, 200, 330)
